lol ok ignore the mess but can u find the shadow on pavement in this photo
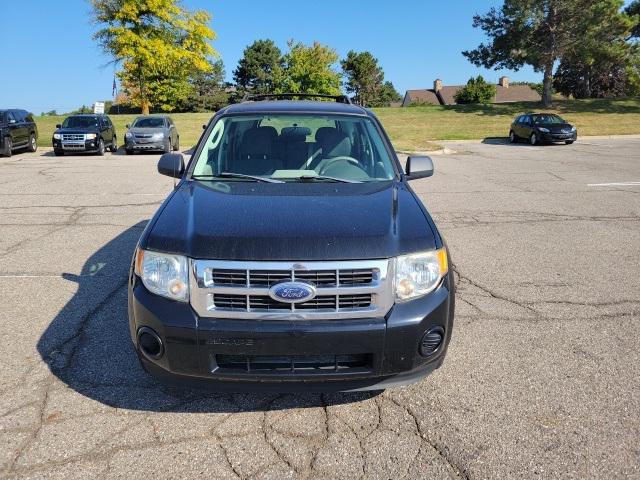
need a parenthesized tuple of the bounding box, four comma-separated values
(38, 222, 378, 413)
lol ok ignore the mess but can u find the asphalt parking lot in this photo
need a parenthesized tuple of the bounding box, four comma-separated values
(1, 137, 639, 479)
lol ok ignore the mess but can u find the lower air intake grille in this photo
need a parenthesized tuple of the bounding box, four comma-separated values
(215, 353, 372, 373)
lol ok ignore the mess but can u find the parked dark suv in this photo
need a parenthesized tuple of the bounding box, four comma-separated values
(128, 94, 455, 392)
(52, 114, 117, 156)
(0, 109, 38, 157)
(509, 113, 577, 145)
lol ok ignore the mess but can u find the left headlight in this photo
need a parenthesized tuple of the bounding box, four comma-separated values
(537, 127, 550, 133)
(134, 248, 189, 302)
(571, 126, 577, 132)
(85, 133, 97, 140)
(394, 248, 448, 301)
(53, 133, 61, 140)
(152, 132, 165, 140)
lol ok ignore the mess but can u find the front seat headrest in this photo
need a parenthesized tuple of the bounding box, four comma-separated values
(321, 130, 352, 158)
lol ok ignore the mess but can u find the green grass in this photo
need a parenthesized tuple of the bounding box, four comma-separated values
(34, 98, 640, 152)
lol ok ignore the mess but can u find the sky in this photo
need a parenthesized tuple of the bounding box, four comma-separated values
(0, 0, 546, 114)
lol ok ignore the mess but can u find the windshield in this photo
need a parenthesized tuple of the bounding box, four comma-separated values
(62, 116, 99, 129)
(191, 114, 396, 183)
(133, 117, 165, 128)
(533, 114, 565, 124)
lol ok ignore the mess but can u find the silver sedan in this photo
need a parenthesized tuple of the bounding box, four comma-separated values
(124, 116, 180, 154)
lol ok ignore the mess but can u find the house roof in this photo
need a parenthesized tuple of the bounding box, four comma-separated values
(403, 82, 541, 106)
(403, 89, 440, 106)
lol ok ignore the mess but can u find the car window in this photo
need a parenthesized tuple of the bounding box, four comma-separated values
(7, 112, 16, 122)
(133, 117, 165, 128)
(515, 116, 523, 124)
(533, 114, 565, 124)
(192, 114, 396, 182)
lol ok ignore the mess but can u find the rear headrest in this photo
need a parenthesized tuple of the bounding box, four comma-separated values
(321, 130, 352, 158)
(240, 127, 277, 156)
(280, 126, 311, 143)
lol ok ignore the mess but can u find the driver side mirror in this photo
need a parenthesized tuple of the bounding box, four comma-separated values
(125, 124, 130, 129)
(405, 155, 434, 180)
(158, 153, 185, 178)
(56, 124, 61, 128)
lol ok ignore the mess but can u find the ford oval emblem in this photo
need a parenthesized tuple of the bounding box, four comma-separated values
(269, 281, 316, 304)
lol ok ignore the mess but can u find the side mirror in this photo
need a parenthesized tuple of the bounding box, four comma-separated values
(202, 124, 207, 130)
(125, 124, 130, 128)
(405, 155, 434, 180)
(56, 124, 61, 128)
(157, 153, 185, 178)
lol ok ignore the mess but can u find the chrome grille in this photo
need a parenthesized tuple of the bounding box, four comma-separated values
(62, 134, 84, 141)
(191, 259, 392, 320)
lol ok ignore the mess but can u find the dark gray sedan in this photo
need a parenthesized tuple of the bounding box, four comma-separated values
(124, 116, 179, 154)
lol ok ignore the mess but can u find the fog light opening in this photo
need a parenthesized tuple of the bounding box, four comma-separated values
(137, 327, 164, 359)
(419, 327, 444, 357)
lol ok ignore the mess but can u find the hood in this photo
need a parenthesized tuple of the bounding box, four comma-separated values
(536, 122, 573, 132)
(144, 180, 437, 261)
(128, 127, 165, 135)
(55, 127, 99, 134)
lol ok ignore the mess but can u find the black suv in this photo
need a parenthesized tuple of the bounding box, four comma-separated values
(0, 109, 38, 157)
(52, 114, 117, 156)
(509, 113, 577, 145)
(128, 94, 455, 392)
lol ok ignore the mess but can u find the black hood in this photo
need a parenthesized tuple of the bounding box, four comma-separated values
(55, 127, 99, 134)
(536, 122, 573, 132)
(143, 180, 437, 261)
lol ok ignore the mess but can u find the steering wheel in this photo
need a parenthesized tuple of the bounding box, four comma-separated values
(318, 156, 362, 175)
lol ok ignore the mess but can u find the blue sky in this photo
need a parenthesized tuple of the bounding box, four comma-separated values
(0, 0, 545, 114)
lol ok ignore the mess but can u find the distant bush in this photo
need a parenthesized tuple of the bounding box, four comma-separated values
(454, 76, 496, 104)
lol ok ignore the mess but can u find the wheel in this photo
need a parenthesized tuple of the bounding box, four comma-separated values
(109, 136, 117, 152)
(1, 137, 11, 157)
(28, 133, 37, 152)
(173, 136, 180, 151)
(126, 148, 134, 155)
(509, 131, 517, 143)
(54, 149, 64, 156)
(163, 139, 171, 153)
(565, 140, 574, 145)
(529, 133, 537, 145)
(96, 138, 105, 156)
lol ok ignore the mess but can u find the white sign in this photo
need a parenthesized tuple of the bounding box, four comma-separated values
(93, 102, 105, 114)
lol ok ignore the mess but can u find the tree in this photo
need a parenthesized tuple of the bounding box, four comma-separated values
(553, 0, 635, 98)
(186, 59, 229, 111)
(626, 0, 640, 39)
(453, 76, 497, 104)
(372, 81, 402, 107)
(341, 51, 384, 106)
(277, 41, 342, 95)
(233, 40, 283, 95)
(463, 0, 632, 107)
(91, 0, 216, 114)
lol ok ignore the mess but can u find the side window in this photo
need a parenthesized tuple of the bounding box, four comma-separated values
(13, 111, 25, 122)
(7, 111, 16, 123)
(515, 116, 522, 124)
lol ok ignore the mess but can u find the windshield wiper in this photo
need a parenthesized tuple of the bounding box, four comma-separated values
(297, 175, 363, 184)
(193, 172, 284, 183)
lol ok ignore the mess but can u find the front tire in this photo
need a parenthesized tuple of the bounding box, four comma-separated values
(509, 131, 517, 143)
(173, 136, 180, 151)
(28, 133, 37, 152)
(1, 137, 11, 157)
(54, 149, 64, 156)
(163, 139, 171, 154)
(126, 148, 134, 155)
(529, 133, 538, 146)
(96, 138, 105, 156)
(109, 136, 118, 153)
(565, 140, 574, 145)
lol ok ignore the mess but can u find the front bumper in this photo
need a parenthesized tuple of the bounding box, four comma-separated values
(128, 272, 455, 392)
(125, 138, 165, 151)
(539, 131, 577, 142)
(52, 138, 100, 152)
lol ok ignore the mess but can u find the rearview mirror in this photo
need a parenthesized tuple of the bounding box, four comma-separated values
(405, 156, 434, 180)
(157, 153, 185, 178)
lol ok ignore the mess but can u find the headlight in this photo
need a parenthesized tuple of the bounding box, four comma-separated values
(394, 248, 448, 301)
(125, 132, 133, 138)
(53, 133, 61, 140)
(571, 126, 577, 132)
(85, 133, 97, 140)
(134, 248, 189, 301)
(537, 127, 549, 133)
(152, 132, 165, 140)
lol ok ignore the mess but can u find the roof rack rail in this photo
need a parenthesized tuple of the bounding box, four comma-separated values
(242, 93, 353, 105)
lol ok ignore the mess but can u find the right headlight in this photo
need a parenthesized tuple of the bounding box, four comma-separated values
(134, 248, 189, 301)
(125, 132, 133, 138)
(53, 133, 61, 140)
(394, 248, 448, 301)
